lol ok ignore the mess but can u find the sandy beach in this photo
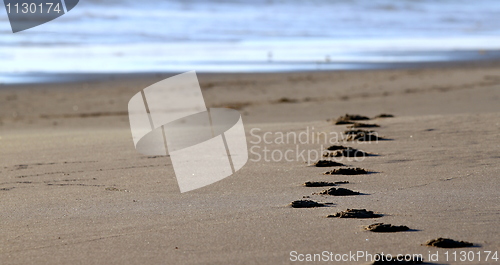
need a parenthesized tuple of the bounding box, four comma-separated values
(1, 62, 499, 264)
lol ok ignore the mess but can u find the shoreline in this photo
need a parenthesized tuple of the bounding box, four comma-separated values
(2, 55, 500, 86)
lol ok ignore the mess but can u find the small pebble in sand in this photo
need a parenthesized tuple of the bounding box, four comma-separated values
(364, 223, 410, 232)
(324, 168, 368, 175)
(423, 238, 474, 248)
(290, 200, 325, 208)
(328, 209, 382, 218)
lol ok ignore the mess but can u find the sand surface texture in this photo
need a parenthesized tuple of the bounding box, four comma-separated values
(1, 63, 499, 264)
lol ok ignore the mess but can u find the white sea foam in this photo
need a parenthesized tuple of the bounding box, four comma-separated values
(0, 0, 499, 83)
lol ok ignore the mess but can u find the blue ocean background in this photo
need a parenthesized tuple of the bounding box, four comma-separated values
(0, 0, 499, 83)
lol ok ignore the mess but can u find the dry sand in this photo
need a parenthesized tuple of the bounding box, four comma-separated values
(0, 62, 499, 264)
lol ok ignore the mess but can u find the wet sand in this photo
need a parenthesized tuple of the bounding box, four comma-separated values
(0, 62, 499, 264)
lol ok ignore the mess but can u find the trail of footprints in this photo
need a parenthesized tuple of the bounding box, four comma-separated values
(289, 113, 475, 264)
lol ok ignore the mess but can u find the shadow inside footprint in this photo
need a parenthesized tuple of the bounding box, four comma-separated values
(348, 123, 380, 128)
(335, 120, 354, 125)
(324, 168, 370, 175)
(346, 132, 391, 142)
(290, 200, 330, 208)
(364, 223, 410, 232)
(373, 113, 394, 119)
(312, 160, 346, 167)
(326, 145, 350, 151)
(303, 181, 337, 187)
(344, 129, 374, 135)
(303, 181, 350, 187)
(328, 209, 383, 218)
(316, 187, 361, 196)
(323, 147, 377, 157)
(333, 114, 370, 125)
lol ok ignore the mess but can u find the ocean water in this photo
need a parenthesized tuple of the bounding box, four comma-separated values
(0, 0, 499, 84)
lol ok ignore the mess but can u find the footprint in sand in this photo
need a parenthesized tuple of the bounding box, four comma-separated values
(303, 181, 336, 187)
(303, 181, 349, 187)
(423, 238, 474, 248)
(326, 145, 350, 151)
(312, 160, 345, 167)
(346, 132, 385, 142)
(344, 129, 375, 135)
(373, 113, 394, 119)
(315, 187, 360, 196)
(335, 120, 355, 125)
(334, 114, 371, 125)
(347, 122, 380, 128)
(327, 209, 383, 218)
(324, 167, 369, 175)
(364, 223, 410, 232)
(289, 200, 331, 208)
(323, 147, 371, 157)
